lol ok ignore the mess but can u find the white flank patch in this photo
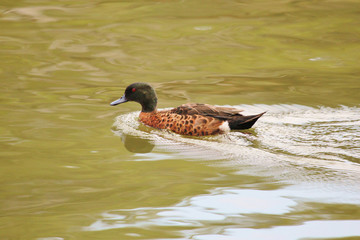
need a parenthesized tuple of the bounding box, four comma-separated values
(219, 121, 230, 133)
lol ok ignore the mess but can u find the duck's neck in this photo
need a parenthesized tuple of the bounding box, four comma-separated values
(141, 96, 157, 112)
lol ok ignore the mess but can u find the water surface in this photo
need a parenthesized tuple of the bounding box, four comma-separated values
(1, 0, 360, 239)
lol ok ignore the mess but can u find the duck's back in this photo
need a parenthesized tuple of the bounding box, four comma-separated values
(170, 103, 243, 117)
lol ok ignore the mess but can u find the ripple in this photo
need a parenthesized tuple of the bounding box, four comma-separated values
(256, 105, 360, 162)
(29, 61, 104, 77)
(113, 105, 359, 160)
(4, 6, 70, 23)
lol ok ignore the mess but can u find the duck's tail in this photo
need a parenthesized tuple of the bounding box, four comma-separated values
(228, 112, 266, 130)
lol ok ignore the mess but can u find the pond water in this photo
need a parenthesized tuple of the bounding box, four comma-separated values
(1, 0, 360, 239)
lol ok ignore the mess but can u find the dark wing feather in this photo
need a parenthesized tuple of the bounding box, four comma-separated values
(170, 103, 244, 120)
(170, 103, 266, 130)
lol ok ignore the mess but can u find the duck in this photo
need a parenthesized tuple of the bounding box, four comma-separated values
(110, 82, 265, 136)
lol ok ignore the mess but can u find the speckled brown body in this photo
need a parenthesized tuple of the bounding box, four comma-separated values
(139, 111, 228, 136)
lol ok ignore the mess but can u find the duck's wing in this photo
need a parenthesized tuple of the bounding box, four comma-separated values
(170, 103, 266, 130)
(170, 103, 243, 119)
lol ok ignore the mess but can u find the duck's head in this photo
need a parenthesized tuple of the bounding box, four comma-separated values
(110, 82, 158, 112)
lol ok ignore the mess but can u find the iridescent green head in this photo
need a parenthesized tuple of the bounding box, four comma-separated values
(110, 82, 158, 112)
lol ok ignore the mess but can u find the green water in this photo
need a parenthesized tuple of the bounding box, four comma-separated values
(1, 1, 360, 239)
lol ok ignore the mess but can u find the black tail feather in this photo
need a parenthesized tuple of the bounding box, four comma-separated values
(228, 112, 266, 130)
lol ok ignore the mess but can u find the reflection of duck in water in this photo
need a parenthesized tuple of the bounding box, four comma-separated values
(111, 82, 265, 136)
(116, 132, 154, 153)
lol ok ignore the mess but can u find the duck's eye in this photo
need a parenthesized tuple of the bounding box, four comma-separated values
(131, 88, 136, 92)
